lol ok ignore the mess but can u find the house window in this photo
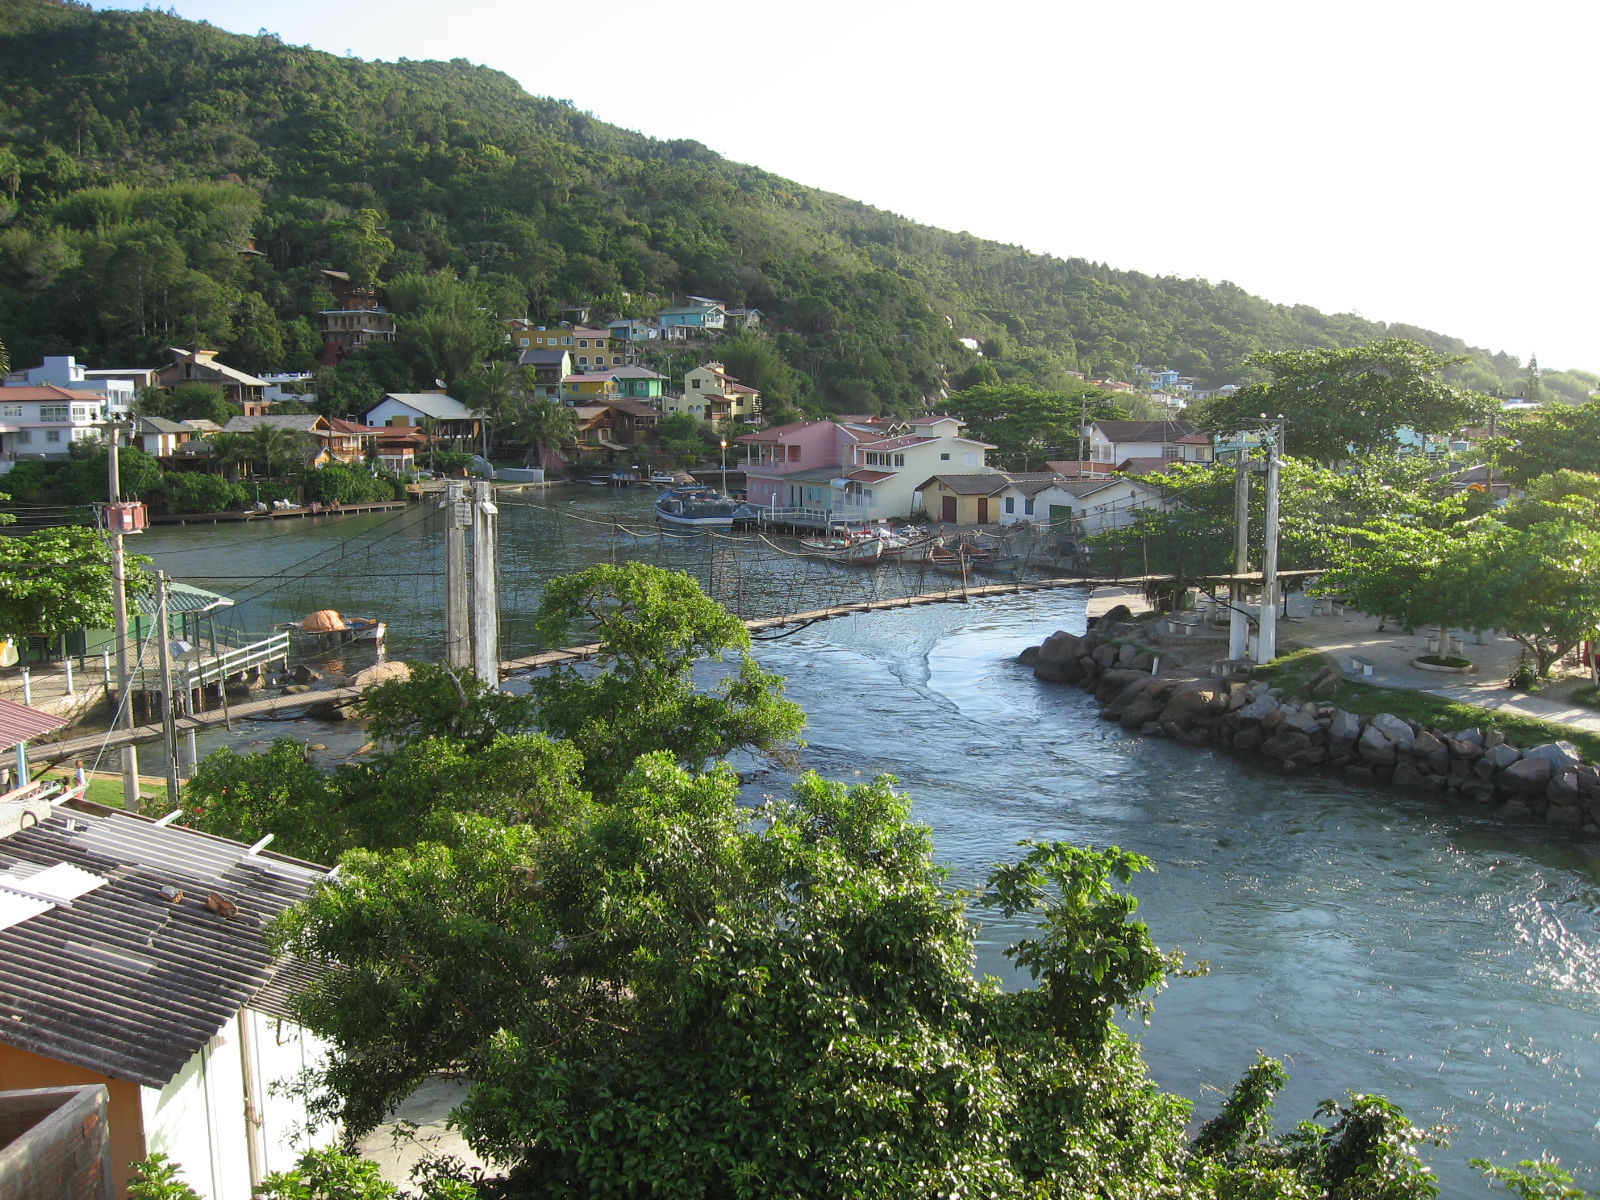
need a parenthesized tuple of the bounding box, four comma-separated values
(940, 452, 950, 461)
(38, 404, 70, 421)
(894, 453, 905, 467)
(562, 337, 573, 345)
(962, 453, 977, 467)
(788, 445, 800, 461)
(0, 404, 21, 417)
(1024, 498, 1035, 516)
(72, 405, 94, 420)
(612, 356, 622, 365)
(1005, 497, 1015, 514)
(578, 357, 588, 366)
(45, 429, 61, 443)
(692, 380, 701, 388)
(14, 429, 30, 443)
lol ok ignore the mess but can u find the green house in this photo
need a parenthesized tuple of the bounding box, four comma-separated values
(610, 366, 666, 401)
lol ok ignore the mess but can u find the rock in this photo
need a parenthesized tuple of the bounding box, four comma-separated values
(1177, 726, 1213, 745)
(352, 661, 412, 688)
(1283, 745, 1329, 769)
(1077, 656, 1098, 680)
(1411, 730, 1444, 757)
(1115, 643, 1136, 667)
(1392, 762, 1431, 789)
(1473, 758, 1498, 782)
(1449, 727, 1485, 747)
(1093, 669, 1148, 704)
(1344, 765, 1376, 781)
(1482, 742, 1522, 771)
(1499, 756, 1553, 793)
(1260, 707, 1288, 731)
(292, 664, 323, 684)
(1120, 700, 1166, 730)
(1016, 645, 1041, 666)
(1232, 727, 1265, 751)
(1547, 769, 1582, 807)
(1131, 652, 1157, 672)
(1281, 709, 1322, 735)
(1238, 694, 1280, 721)
(1093, 603, 1133, 629)
(1327, 711, 1363, 752)
(1036, 630, 1082, 665)
(1261, 730, 1313, 760)
(1358, 724, 1398, 766)
(1140, 722, 1165, 736)
(1546, 803, 1585, 828)
(307, 742, 327, 751)
(1158, 687, 1229, 728)
(1444, 737, 1483, 763)
(1247, 681, 1270, 700)
(1425, 747, 1450, 775)
(281, 684, 313, 695)
(1485, 729, 1507, 749)
(1097, 707, 1120, 721)
(1524, 741, 1583, 772)
(1368, 713, 1415, 748)
(1459, 780, 1497, 804)
(1093, 644, 1119, 668)
(1495, 799, 1533, 821)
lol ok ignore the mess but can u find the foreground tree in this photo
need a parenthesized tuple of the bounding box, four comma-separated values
(0, 526, 148, 641)
(1197, 339, 1496, 464)
(1497, 402, 1600, 484)
(942, 382, 1124, 471)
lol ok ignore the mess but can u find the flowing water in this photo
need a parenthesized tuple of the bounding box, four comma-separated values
(136, 489, 1600, 1194)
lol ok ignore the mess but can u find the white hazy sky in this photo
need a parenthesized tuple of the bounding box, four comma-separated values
(101, 0, 1598, 372)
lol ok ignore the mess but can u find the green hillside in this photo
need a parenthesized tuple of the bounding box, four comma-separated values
(0, 0, 1579, 414)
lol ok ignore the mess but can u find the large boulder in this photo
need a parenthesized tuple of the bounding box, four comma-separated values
(1281, 709, 1322, 736)
(352, 661, 411, 688)
(1283, 744, 1330, 769)
(1327, 711, 1363, 754)
(1449, 727, 1485, 747)
(1233, 727, 1265, 752)
(1368, 713, 1415, 749)
(1117, 643, 1139, 667)
(1444, 736, 1483, 764)
(1358, 724, 1398, 767)
(1482, 743, 1522, 771)
(1017, 645, 1041, 667)
(1260, 730, 1312, 761)
(1459, 779, 1497, 804)
(1156, 687, 1228, 729)
(1499, 755, 1553, 794)
(1524, 741, 1583, 772)
(1093, 669, 1148, 705)
(1391, 762, 1429, 790)
(1092, 603, 1133, 629)
(1093, 644, 1119, 669)
(1238, 694, 1280, 721)
(1120, 700, 1166, 730)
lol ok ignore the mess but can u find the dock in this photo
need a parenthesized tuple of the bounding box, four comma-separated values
(149, 500, 409, 525)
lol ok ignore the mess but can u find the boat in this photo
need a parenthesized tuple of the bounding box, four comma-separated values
(277, 610, 387, 644)
(928, 542, 997, 572)
(587, 474, 611, 487)
(825, 539, 884, 566)
(654, 487, 747, 529)
(649, 471, 676, 486)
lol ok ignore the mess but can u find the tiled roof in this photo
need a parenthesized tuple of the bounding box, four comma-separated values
(0, 698, 67, 750)
(135, 416, 191, 434)
(562, 374, 620, 384)
(222, 414, 327, 434)
(0, 803, 330, 1088)
(1118, 457, 1180, 475)
(915, 473, 1009, 495)
(1092, 420, 1198, 442)
(517, 350, 570, 366)
(735, 421, 817, 442)
(846, 469, 896, 484)
(0, 386, 103, 401)
(857, 434, 937, 451)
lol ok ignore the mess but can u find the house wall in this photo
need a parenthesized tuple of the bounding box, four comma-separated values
(0, 1084, 113, 1200)
(364, 398, 425, 427)
(918, 481, 997, 525)
(0, 1042, 143, 1198)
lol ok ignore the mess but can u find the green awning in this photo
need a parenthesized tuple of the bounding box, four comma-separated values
(137, 582, 235, 616)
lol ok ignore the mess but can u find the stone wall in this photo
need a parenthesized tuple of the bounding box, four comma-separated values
(1019, 610, 1600, 834)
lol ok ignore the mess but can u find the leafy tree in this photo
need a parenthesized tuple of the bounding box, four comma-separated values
(716, 331, 808, 407)
(944, 382, 1125, 470)
(505, 394, 578, 468)
(458, 359, 522, 456)
(1473, 1155, 1593, 1200)
(1497, 402, 1600, 483)
(1198, 339, 1497, 464)
(165, 380, 235, 424)
(297, 462, 397, 504)
(160, 470, 242, 513)
(128, 1154, 203, 1200)
(0, 524, 148, 639)
(531, 562, 804, 795)
(244, 421, 315, 478)
(256, 1147, 398, 1199)
(230, 290, 285, 375)
(56, 441, 162, 504)
(1454, 517, 1600, 677)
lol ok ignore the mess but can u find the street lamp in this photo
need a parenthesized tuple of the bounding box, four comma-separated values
(719, 438, 728, 496)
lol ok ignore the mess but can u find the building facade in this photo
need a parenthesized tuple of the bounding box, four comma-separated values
(0, 387, 113, 464)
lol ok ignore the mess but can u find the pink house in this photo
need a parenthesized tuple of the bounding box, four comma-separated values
(736, 421, 858, 512)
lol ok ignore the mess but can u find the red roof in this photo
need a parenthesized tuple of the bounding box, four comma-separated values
(847, 469, 896, 484)
(0, 697, 67, 749)
(735, 421, 817, 442)
(858, 434, 936, 451)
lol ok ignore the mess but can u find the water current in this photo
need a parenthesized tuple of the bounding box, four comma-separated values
(135, 489, 1600, 1194)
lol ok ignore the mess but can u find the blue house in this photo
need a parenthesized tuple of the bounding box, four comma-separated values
(658, 304, 726, 332)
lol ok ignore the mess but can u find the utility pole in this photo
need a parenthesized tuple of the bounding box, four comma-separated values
(471, 481, 500, 687)
(1255, 423, 1283, 665)
(105, 423, 141, 811)
(1228, 452, 1252, 662)
(154, 572, 180, 805)
(443, 480, 472, 670)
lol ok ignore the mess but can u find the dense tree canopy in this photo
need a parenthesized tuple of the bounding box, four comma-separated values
(1196, 339, 1498, 464)
(0, 2, 1568, 416)
(941, 382, 1126, 470)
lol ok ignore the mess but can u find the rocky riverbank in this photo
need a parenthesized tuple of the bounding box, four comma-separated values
(1019, 609, 1600, 835)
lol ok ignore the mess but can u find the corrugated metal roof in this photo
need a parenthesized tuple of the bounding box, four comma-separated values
(135, 582, 234, 616)
(0, 804, 330, 1088)
(0, 697, 67, 750)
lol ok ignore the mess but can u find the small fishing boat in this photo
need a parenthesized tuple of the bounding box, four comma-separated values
(818, 539, 884, 566)
(279, 610, 387, 644)
(655, 487, 747, 529)
(587, 474, 611, 487)
(649, 471, 676, 486)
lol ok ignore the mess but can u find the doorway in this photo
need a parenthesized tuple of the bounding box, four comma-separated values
(942, 495, 958, 523)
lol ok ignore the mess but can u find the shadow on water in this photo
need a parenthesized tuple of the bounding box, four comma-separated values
(142, 488, 1600, 1192)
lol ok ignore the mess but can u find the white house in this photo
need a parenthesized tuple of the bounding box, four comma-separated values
(0, 790, 338, 1199)
(364, 392, 483, 441)
(0, 386, 113, 466)
(1087, 420, 1213, 469)
(664, 362, 762, 424)
(996, 475, 1166, 533)
(4, 356, 138, 415)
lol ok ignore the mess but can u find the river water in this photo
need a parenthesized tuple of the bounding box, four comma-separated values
(136, 489, 1600, 1194)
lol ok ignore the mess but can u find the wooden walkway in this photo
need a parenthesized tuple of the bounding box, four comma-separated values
(32, 567, 1322, 765)
(149, 500, 408, 525)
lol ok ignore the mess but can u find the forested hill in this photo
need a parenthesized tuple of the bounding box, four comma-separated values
(0, 0, 1571, 413)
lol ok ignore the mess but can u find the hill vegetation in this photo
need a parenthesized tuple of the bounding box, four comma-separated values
(0, 0, 1582, 419)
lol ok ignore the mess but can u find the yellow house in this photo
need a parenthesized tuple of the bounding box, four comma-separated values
(663, 361, 761, 424)
(915, 473, 1013, 525)
(561, 372, 621, 402)
(524, 326, 628, 370)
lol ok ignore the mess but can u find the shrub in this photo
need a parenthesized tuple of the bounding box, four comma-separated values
(161, 472, 244, 513)
(246, 480, 301, 506)
(427, 450, 473, 474)
(299, 462, 399, 504)
(0, 461, 59, 500)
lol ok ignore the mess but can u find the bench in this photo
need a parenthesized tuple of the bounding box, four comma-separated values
(1347, 656, 1375, 677)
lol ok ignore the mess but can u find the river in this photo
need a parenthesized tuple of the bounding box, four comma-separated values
(135, 488, 1600, 1194)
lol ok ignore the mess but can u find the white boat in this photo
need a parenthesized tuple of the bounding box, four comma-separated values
(655, 487, 746, 529)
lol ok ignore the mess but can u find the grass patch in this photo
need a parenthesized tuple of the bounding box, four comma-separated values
(1256, 646, 1600, 761)
(1415, 654, 1472, 669)
(32, 768, 161, 810)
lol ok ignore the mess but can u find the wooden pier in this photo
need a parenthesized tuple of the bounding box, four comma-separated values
(149, 500, 408, 525)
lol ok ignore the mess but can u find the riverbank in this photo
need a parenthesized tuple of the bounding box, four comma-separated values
(1021, 608, 1600, 835)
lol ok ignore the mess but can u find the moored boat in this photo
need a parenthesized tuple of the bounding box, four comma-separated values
(654, 487, 746, 529)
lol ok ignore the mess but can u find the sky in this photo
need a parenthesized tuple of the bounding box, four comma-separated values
(100, 0, 1599, 372)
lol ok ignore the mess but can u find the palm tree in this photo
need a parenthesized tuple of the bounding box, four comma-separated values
(204, 431, 248, 481)
(508, 397, 579, 470)
(246, 423, 314, 479)
(418, 415, 440, 471)
(461, 360, 523, 459)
